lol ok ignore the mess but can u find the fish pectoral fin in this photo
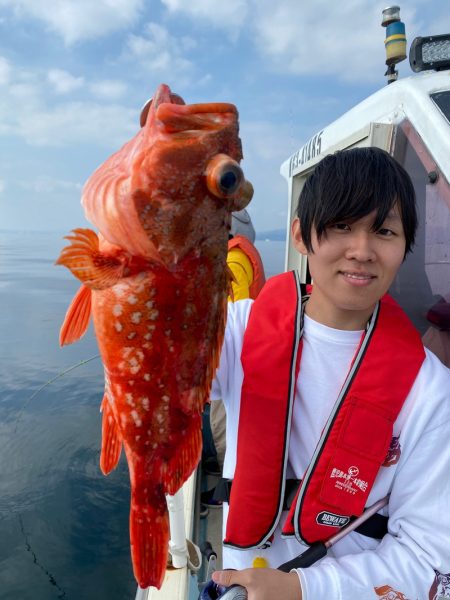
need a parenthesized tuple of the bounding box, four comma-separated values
(55, 228, 127, 289)
(59, 284, 92, 346)
(100, 395, 123, 475)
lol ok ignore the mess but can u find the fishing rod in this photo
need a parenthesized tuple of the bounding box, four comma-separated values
(199, 495, 390, 600)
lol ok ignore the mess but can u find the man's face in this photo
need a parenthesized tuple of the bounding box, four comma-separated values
(292, 206, 406, 330)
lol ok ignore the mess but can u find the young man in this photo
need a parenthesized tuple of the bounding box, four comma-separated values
(210, 148, 450, 600)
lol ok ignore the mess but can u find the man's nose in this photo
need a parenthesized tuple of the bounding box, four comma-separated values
(344, 232, 376, 262)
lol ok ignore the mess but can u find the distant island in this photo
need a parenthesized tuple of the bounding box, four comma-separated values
(255, 229, 286, 241)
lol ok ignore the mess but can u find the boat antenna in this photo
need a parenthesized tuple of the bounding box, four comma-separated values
(381, 6, 407, 84)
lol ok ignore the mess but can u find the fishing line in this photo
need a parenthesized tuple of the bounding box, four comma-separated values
(19, 514, 68, 599)
(13, 354, 100, 433)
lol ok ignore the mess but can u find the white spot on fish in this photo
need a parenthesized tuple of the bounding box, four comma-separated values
(130, 358, 138, 367)
(142, 397, 150, 411)
(130, 365, 141, 375)
(144, 333, 152, 340)
(156, 412, 163, 423)
(159, 428, 164, 434)
(152, 443, 158, 449)
(143, 373, 151, 381)
(120, 414, 127, 427)
(123, 347, 133, 358)
(127, 332, 137, 340)
(149, 309, 159, 321)
(136, 350, 144, 361)
(146, 301, 154, 309)
(164, 329, 171, 336)
(114, 283, 129, 298)
(128, 380, 135, 386)
(131, 410, 142, 427)
(113, 304, 123, 316)
(135, 435, 141, 441)
(115, 321, 123, 332)
(118, 361, 126, 371)
(127, 295, 138, 305)
(131, 312, 142, 324)
(126, 393, 134, 406)
(162, 395, 170, 403)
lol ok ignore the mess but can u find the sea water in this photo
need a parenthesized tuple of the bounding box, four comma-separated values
(0, 231, 285, 600)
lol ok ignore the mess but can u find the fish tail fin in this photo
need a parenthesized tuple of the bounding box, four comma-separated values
(164, 415, 202, 495)
(59, 284, 92, 346)
(55, 228, 126, 289)
(100, 395, 123, 475)
(130, 483, 169, 589)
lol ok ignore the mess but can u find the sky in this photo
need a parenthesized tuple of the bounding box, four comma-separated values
(1, 0, 449, 236)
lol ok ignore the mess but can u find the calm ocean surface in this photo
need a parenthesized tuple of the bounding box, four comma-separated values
(0, 230, 285, 600)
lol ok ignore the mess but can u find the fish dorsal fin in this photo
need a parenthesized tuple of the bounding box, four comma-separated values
(56, 228, 127, 289)
(59, 284, 92, 346)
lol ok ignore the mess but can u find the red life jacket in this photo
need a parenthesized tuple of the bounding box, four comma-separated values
(224, 271, 425, 548)
(228, 235, 266, 299)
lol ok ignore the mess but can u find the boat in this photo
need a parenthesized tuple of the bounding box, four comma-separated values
(137, 6, 450, 599)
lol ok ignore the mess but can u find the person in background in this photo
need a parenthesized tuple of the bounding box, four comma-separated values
(227, 208, 266, 302)
(210, 148, 450, 599)
(202, 209, 266, 508)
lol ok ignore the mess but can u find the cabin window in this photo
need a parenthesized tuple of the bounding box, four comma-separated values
(431, 91, 450, 125)
(391, 121, 450, 365)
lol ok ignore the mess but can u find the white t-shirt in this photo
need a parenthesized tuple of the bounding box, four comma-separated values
(212, 298, 450, 600)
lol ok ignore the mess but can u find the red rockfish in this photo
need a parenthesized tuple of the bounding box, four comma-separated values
(56, 83, 252, 589)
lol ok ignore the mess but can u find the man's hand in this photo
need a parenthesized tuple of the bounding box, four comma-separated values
(212, 568, 302, 600)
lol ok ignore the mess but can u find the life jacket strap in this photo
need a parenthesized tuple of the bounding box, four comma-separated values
(215, 478, 388, 540)
(214, 477, 300, 511)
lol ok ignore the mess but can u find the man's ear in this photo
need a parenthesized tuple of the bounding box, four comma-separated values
(291, 218, 308, 256)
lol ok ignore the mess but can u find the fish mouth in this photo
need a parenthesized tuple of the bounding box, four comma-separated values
(139, 83, 185, 127)
(140, 83, 238, 133)
(155, 101, 238, 134)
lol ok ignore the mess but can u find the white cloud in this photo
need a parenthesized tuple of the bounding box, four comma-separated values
(48, 69, 85, 94)
(0, 57, 11, 85)
(1, 0, 144, 44)
(251, 0, 393, 81)
(89, 80, 127, 101)
(16, 102, 137, 147)
(0, 58, 135, 148)
(20, 176, 82, 194)
(126, 22, 196, 80)
(162, 0, 249, 30)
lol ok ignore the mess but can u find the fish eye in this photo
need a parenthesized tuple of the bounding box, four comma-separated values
(206, 154, 244, 198)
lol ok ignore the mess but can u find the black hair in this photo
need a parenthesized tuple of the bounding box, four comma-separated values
(296, 147, 417, 255)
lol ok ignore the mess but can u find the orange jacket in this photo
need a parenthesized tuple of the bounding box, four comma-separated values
(228, 235, 266, 300)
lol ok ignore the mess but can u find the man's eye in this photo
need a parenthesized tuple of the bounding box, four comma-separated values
(332, 223, 350, 231)
(377, 228, 395, 236)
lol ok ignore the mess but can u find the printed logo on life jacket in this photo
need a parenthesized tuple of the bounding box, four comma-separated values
(330, 465, 368, 495)
(316, 511, 350, 528)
